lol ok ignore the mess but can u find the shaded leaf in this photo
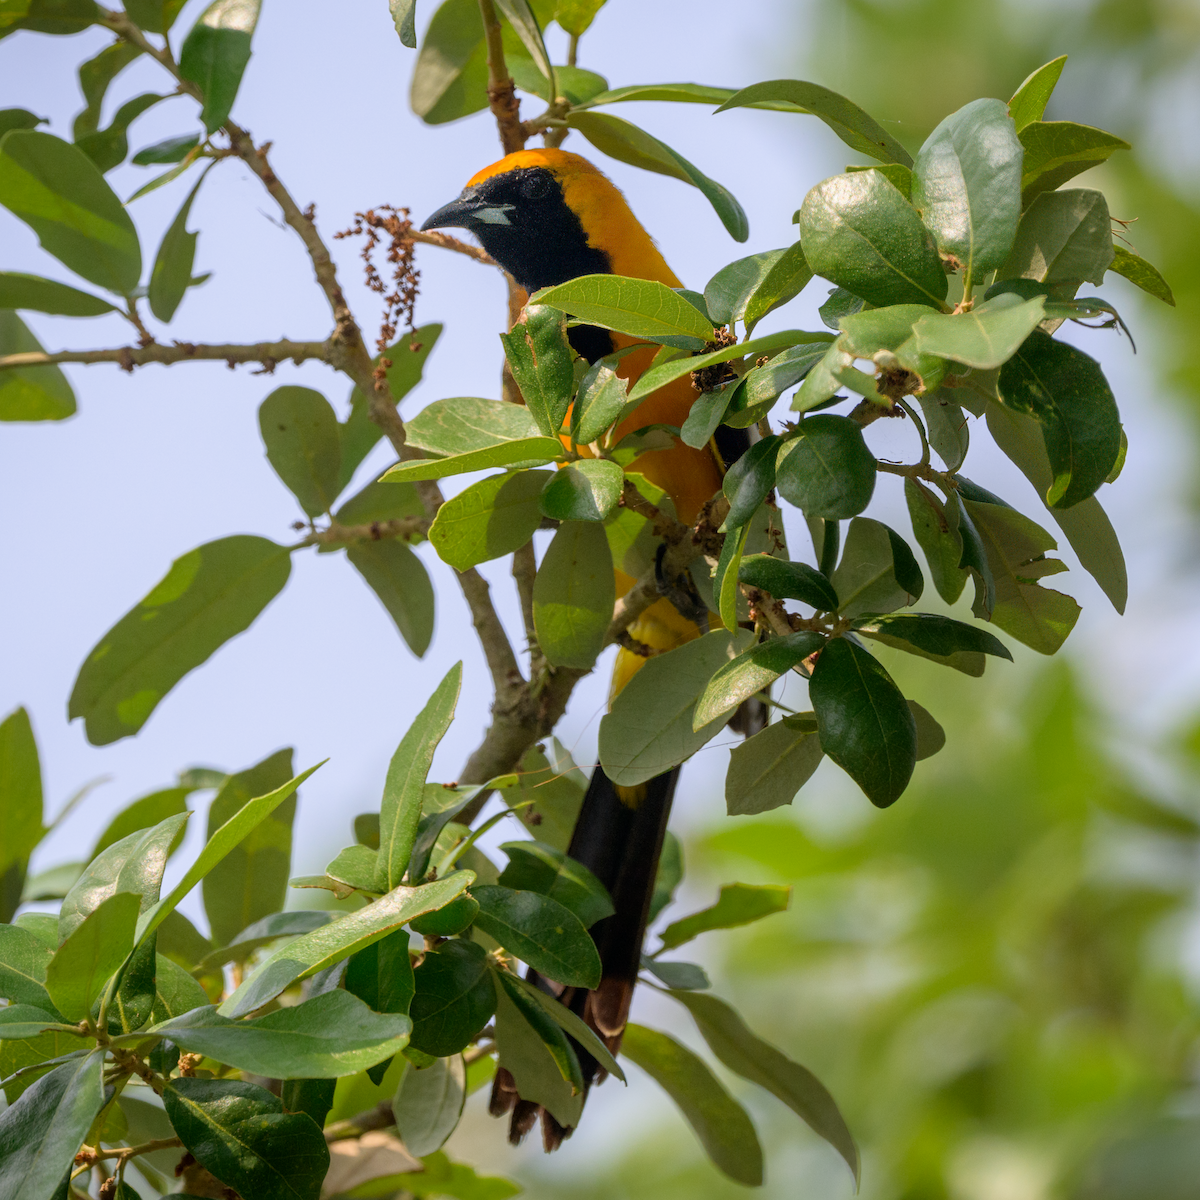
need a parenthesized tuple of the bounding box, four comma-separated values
(905, 478, 966, 603)
(1109, 244, 1174, 306)
(695, 632, 826, 729)
(389, 0, 416, 47)
(0, 923, 55, 1009)
(533, 520, 614, 669)
(775, 416, 877, 520)
(854, 612, 1011, 675)
(0, 707, 43, 895)
(659, 883, 790, 950)
(912, 294, 1045, 370)
(725, 719, 824, 816)
(0, 270, 116, 316)
(131, 133, 199, 164)
(91, 786, 190, 860)
(1000, 188, 1114, 288)
(1019, 120, 1129, 205)
(408, 938, 496, 1057)
(498, 841, 613, 928)
(831, 516, 923, 617)
(346, 539, 435, 657)
(45, 891, 140, 1020)
(540, 458, 624, 522)
(258, 385, 342, 518)
(148, 168, 208, 322)
(500, 304, 573, 437)
(179, 0, 261, 134)
(196, 910, 333, 972)
(393, 1053, 465, 1155)
(0, 309, 76, 422)
(382, 437, 564, 482)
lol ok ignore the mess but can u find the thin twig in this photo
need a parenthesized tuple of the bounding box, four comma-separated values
(0, 339, 330, 374)
(302, 516, 431, 548)
(477, 0, 526, 154)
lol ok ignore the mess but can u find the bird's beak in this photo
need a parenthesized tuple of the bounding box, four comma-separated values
(421, 188, 514, 232)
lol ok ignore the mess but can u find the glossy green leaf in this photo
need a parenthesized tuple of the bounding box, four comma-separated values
(695, 632, 826, 730)
(404, 394, 541, 458)
(985, 400, 1126, 612)
(532, 520, 613, 669)
(139, 765, 320, 949)
(831, 516, 922, 617)
(910, 699, 946, 760)
(492, 970, 583, 1129)
(409, 893, 479, 938)
(91, 786, 190, 859)
(659, 882, 790, 951)
(498, 841, 613, 928)
(913, 294, 1045, 369)
(540, 458, 623, 522)
(69, 536, 292, 745)
(408, 937, 496, 1057)
(0, 707, 42, 902)
(1019, 120, 1129, 205)
(197, 911, 333, 973)
(905, 478, 966, 603)
(775, 415, 877, 520)
(854, 612, 1011, 675)
(346, 539, 435, 657)
(0, 1052, 105, 1200)
(201, 748, 295, 947)
(45, 891, 139, 1020)
(566, 111, 748, 241)
(962, 496, 1080, 654)
(704, 245, 813, 334)
(533, 272, 713, 344)
(725, 719, 823, 816)
(621, 1023, 763, 1185)
(0, 310, 74, 422)
(389, 0, 416, 47)
(258, 386, 341, 518)
(148, 168, 207, 322)
(0, 270, 116, 316)
(737, 554, 838, 610)
(377, 663, 462, 892)
(798, 170, 947, 309)
(810, 636, 916, 808)
(1109, 244, 1174, 306)
(1008, 55, 1067, 131)
(393, 1053, 465, 1156)
(912, 98, 1023, 284)
(179, 0, 261, 134)
(500, 305, 573, 437)
(152, 989, 410, 1078)
(678, 386, 732, 449)
(0, 130, 140, 294)
(997, 329, 1120, 508)
(472, 884, 601, 988)
(737, 340, 831, 416)
(382, 437, 563, 482)
(131, 133, 199, 165)
(571, 360, 628, 445)
(720, 435, 779, 530)
(716, 78, 912, 166)
(344, 927, 415, 1018)
(600, 631, 746, 786)
(0, 923, 55, 1009)
(324, 844, 378, 894)
(222, 871, 472, 1018)
(1000, 188, 1113, 288)
(164, 1077, 328, 1200)
(671, 989, 859, 1182)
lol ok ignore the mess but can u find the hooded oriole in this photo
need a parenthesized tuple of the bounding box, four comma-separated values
(423, 149, 752, 1148)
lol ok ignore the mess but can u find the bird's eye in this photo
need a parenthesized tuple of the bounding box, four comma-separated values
(520, 171, 553, 200)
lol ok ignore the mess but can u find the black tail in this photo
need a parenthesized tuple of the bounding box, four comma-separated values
(490, 764, 679, 1149)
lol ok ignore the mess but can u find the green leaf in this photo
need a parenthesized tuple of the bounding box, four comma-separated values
(125, 0, 187, 34)
(196, 911, 333, 973)
(164, 1077, 328, 1200)
(331, 477, 427, 545)
(0, 923, 55, 1009)
(148, 168, 208, 322)
(905, 478, 966, 603)
(810, 636, 916, 808)
(599, 631, 747, 786)
(344, 928, 415, 1017)
(620, 1024, 763, 1185)
(20, 864, 83, 905)
(985, 400, 1126, 612)
(472, 884, 601, 988)
(377, 664, 462, 892)
(554, 0, 605, 36)
(797, 170, 947, 310)
(1008, 55, 1067, 132)
(258, 385, 341, 517)
(847, 161, 914, 199)
(961, 496, 1080, 654)
(540, 458, 623, 522)
(712, 521, 747, 633)
(1019, 120, 1129, 205)
(659, 882, 790, 950)
(494, 0, 554, 84)
(125, 155, 200, 203)
(408, 937, 496, 1057)
(913, 294, 1046, 369)
(91, 786, 190, 859)
(1108, 244, 1174, 306)
(642, 957, 709, 990)
(510, 741, 585, 852)
(532, 520, 614, 669)
(389, 0, 416, 47)
(912, 98, 1024, 284)
(679, 386, 732, 449)
(341, 324, 443, 488)
(409, 0, 488, 124)
(704, 245, 813, 334)
(721, 435, 780, 530)
(499, 305, 573, 437)
(737, 554, 838, 610)
(139, 764, 321, 949)
(45, 891, 139, 1020)
(408, 778, 517, 886)
(131, 133, 199, 165)
(1, 0, 99, 36)
(574, 82, 737, 110)
(69, 536, 292, 745)
(0, 310, 76, 422)
(0, 109, 46, 138)
(179, 0, 261, 134)
(670, 990, 859, 1183)
(647, 833, 683, 925)
(0, 1052, 106, 1200)
(910, 699, 945, 760)
(492, 969, 582, 1129)
(854, 612, 1011, 675)
(393, 1053, 465, 1156)
(150, 953, 209, 1024)
(75, 91, 168, 174)
(725, 719, 823, 816)
(565, 112, 748, 241)
(409, 892, 479, 937)
(201, 748, 296, 947)
(404, 394, 541, 458)
(716, 78, 913, 167)
(572, 359, 629, 445)
(346, 539, 435, 657)
(533, 272, 713, 345)
(775, 415, 877, 520)
(946, 489, 995, 615)
(694, 632, 826, 730)
(0, 707, 43, 897)
(0, 270, 116, 316)
(0, 1005, 65, 1041)
(1000, 188, 1113, 288)
(997, 329, 1120, 508)
(152, 989, 411, 1078)
(737, 340, 832, 416)
(498, 841, 613, 928)
(222, 871, 472, 1018)
(508, 58, 608, 105)
(72, 39, 140, 142)
(382, 437, 563, 482)
(916, 387, 965, 474)
(831, 516, 922, 617)
(0, 130, 140, 294)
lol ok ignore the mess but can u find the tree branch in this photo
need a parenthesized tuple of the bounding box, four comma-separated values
(0, 339, 330, 374)
(478, 0, 526, 154)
